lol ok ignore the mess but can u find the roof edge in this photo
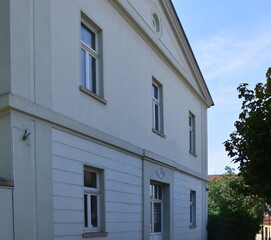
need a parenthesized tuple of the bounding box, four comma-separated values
(167, 0, 214, 107)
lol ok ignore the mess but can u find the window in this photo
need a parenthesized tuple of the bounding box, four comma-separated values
(80, 14, 105, 103)
(84, 167, 100, 231)
(152, 13, 160, 32)
(150, 183, 163, 236)
(190, 190, 196, 227)
(152, 79, 164, 136)
(83, 166, 107, 238)
(189, 113, 196, 154)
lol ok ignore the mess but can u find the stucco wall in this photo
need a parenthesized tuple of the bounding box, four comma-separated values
(0, 113, 12, 179)
(0, 188, 13, 240)
(9, 0, 51, 107)
(52, 128, 207, 240)
(1, 1, 210, 239)
(174, 172, 208, 240)
(0, 0, 10, 96)
(52, 129, 143, 239)
(50, 0, 208, 174)
(5, 0, 209, 175)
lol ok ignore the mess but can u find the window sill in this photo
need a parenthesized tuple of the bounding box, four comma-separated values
(82, 231, 108, 238)
(152, 128, 166, 138)
(189, 225, 197, 229)
(189, 150, 197, 157)
(80, 86, 107, 105)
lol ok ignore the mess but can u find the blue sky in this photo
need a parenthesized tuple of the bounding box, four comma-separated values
(172, 0, 271, 174)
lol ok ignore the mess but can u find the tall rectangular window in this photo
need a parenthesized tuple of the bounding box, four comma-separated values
(189, 113, 196, 154)
(190, 190, 196, 226)
(81, 23, 98, 93)
(150, 183, 163, 235)
(80, 14, 104, 101)
(84, 166, 101, 232)
(152, 79, 164, 135)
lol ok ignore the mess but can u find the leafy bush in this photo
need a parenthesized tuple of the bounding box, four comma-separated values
(208, 168, 266, 240)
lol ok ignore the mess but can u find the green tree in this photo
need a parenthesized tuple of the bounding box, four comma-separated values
(208, 168, 267, 240)
(224, 67, 271, 204)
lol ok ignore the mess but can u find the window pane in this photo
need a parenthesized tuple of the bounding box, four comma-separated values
(154, 202, 162, 232)
(152, 84, 158, 99)
(81, 48, 86, 87)
(81, 24, 95, 49)
(189, 115, 195, 152)
(91, 195, 98, 227)
(158, 185, 162, 200)
(154, 184, 158, 199)
(84, 170, 97, 188)
(88, 54, 96, 93)
(84, 194, 88, 227)
(189, 131, 192, 151)
(150, 202, 153, 233)
(190, 205, 193, 223)
(154, 104, 159, 130)
(190, 191, 196, 225)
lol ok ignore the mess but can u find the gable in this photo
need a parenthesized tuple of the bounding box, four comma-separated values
(126, 0, 189, 73)
(110, 0, 214, 107)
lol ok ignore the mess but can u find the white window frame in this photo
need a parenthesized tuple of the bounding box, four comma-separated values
(189, 112, 196, 154)
(84, 166, 101, 232)
(190, 190, 196, 227)
(150, 182, 163, 235)
(81, 19, 99, 94)
(80, 13, 106, 104)
(152, 79, 164, 135)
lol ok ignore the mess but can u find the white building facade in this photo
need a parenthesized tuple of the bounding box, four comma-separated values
(0, 0, 213, 240)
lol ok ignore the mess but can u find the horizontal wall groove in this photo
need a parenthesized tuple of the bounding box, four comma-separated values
(5, 93, 208, 181)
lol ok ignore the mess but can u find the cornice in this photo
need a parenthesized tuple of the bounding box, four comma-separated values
(143, 150, 210, 182)
(2, 93, 209, 182)
(164, 0, 214, 107)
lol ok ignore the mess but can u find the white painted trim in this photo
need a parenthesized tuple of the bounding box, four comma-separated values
(80, 12, 103, 97)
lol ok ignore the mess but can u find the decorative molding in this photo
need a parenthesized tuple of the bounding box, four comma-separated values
(143, 149, 210, 182)
(156, 168, 165, 179)
(161, 0, 214, 107)
(1, 93, 210, 182)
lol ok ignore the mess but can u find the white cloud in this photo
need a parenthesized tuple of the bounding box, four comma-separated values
(193, 29, 271, 81)
(197, 23, 271, 174)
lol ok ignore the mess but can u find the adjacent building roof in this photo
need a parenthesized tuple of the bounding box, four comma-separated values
(208, 175, 223, 181)
(264, 216, 271, 225)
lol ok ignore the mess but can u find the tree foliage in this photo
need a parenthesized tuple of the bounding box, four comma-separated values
(208, 168, 267, 240)
(224, 67, 271, 203)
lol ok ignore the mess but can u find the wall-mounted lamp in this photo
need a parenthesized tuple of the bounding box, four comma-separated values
(22, 129, 31, 141)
